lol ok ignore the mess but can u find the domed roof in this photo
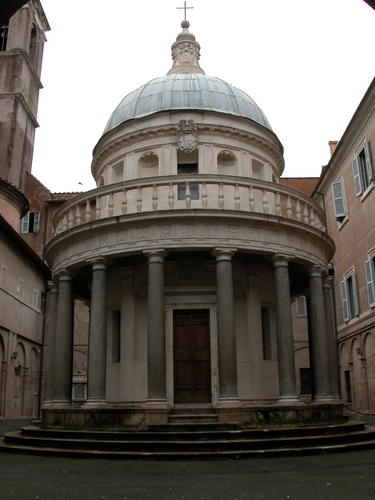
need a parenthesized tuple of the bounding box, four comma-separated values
(102, 73, 272, 135)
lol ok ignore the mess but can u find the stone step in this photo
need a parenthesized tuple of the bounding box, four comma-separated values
(168, 413, 218, 423)
(1, 435, 375, 460)
(3, 428, 375, 453)
(1, 421, 375, 459)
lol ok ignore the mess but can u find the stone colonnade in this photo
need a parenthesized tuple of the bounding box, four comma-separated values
(44, 249, 338, 407)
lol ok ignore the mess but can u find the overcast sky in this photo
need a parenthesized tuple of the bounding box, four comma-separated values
(31, 0, 375, 193)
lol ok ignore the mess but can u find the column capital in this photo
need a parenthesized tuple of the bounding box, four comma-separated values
(272, 253, 294, 268)
(143, 249, 167, 264)
(322, 274, 334, 289)
(212, 247, 237, 261)
(86, 257, 108, 272)
(47, 280, 59, 294)
(55, 268, 75, 282)
(308, 264, 327, 278)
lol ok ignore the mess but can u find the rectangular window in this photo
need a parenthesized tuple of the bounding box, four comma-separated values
(300, 368, 312, 395)
(331, 180, 346, 220)
(112, 310, 121, 363)
(295, 295, 307, 317)
(1, 264, 7, 288)
(352, 138, 373, 196)
(344, 370, 352, 404)
(341, 272, 359, 322)
(261, 307, 272, 360)
(21, 211, 40, 233)
(0, 23, 8, 52)
(178, 163, 199, 200)
(364, 258, 375, 308)
(17, 278, 24, 297)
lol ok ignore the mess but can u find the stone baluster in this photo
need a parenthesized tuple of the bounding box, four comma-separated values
(218, 183, 224, 209)
(152, 184, 158, 211)
(136, 186, 142, 212)
(168, 183, 174, 209)
(202, 182, 208, 208)
(122, 188, 127, 214)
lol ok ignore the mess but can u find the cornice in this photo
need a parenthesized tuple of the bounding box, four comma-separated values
(0, 92, 39, 128)
(0, 50, 43, 90)
(45, 210, 334, 274)
(0, 177, 29, 217)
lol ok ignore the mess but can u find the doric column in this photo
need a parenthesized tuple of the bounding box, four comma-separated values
(246, 265, 264, 398)
(273, 254, 298, 402)
(213, 248, 238, 400)
(54, 269, 74, 405)
(144, 249, 167, 401)
(86, 258, 108, 404)
(323, 276, 340, 399)
(308, 265, 333, 401)
(44, 281, 58, 404)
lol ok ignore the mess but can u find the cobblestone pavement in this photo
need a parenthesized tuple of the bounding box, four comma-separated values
(0, 449, 375, 500)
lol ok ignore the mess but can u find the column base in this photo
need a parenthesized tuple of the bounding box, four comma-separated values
(143, 398, 170, 409)
(216, 396, 241, 408)
(275, 395, 300, 405)
(49, 399, 73, 407)
(84, 398, 108, 407)
(313, 395, 335, 403)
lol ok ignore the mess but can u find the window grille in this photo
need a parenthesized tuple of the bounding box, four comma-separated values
(300, 368, 312, 395)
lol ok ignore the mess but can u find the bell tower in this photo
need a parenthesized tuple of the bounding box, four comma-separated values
(0, 0, 49, 190)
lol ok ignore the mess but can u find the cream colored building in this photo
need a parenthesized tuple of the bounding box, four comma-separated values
(42, 19, 340, 429)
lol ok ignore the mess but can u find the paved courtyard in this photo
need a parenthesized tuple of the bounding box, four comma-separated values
(0, 449, 374, 500)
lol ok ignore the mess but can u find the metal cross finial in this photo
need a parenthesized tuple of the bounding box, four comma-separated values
(177, 1, 193, 20)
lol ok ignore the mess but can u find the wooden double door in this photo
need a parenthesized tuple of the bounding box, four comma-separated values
(173, 309, 212, 404)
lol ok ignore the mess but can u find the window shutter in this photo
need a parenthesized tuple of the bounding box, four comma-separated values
(21, 213, 30, 233)
(33, 211, 40, 232)
(296, 295, 307, 317)
(351, 274, 359, 317)
(331, 181, 346, 218)
(341, 280, 350, 322)
(363, 138, 373, 182)
(352, 156, 363, 196)
(364, 259, 375, 308)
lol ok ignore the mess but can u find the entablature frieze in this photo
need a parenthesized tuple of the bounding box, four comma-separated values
(46, 216, 334, 276)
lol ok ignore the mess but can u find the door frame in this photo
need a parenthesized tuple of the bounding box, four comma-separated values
(165, 301, 218, 407)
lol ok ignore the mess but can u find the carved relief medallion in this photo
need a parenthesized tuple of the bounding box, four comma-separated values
(177, 119, 198, 153)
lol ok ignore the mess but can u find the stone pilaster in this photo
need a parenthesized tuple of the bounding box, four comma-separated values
(273, 254, 298, 402)
(144, 249, 167, 402)
(213, 248, 238, 401)
(309, 265, 333, 402)
(54, 269, 74, 405)
(86, 258, 108, 405)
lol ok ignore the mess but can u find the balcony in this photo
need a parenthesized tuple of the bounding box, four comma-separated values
(53, 175, 325, 235)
